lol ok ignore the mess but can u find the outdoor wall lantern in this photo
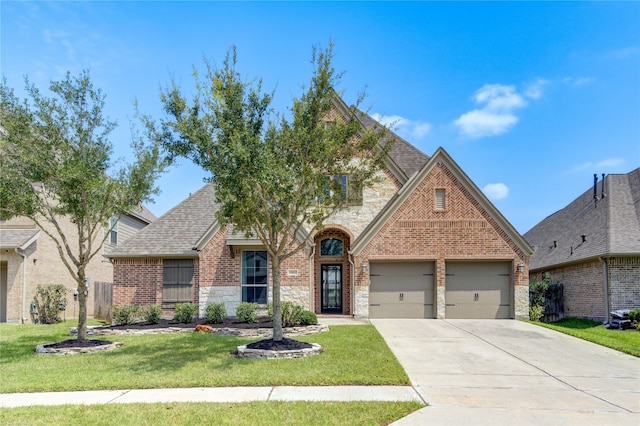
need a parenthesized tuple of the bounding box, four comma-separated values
(517, 264, 525, 274)
(361, 263, 368, 273)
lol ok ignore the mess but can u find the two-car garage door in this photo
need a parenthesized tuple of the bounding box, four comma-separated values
(369, 261, 512, 319)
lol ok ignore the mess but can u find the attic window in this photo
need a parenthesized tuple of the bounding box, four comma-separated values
(435, 189, 446, 210)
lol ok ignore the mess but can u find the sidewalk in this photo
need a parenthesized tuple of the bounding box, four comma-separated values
(0, 386, 423, 408)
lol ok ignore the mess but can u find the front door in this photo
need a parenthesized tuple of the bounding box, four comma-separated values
(321, 264, 342, 313)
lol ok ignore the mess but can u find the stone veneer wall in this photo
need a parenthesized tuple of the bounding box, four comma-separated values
(355, 161, 529, 319)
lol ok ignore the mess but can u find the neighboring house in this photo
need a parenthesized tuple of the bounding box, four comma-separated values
(107, 97, 532, 320)
(0, 205, 156, 323)
(524, 168, 640, 322)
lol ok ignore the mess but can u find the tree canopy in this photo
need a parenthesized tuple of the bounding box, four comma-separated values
(145, 44, 392, 341)
(0, 70, 165, 339)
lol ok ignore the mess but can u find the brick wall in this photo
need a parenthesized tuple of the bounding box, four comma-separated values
(608, 257, 640, 312)
(540, 260, 606, 321)
(356, 161, 529, 318)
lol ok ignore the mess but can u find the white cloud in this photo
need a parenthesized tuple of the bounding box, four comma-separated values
(524, 79, 548, 99)
(454, 84, 531, 139)
(566, 158, 625, 174)
(610, 46, 640, 59)
(483, 183, 509, 200)
(370, 113, 432, 140)
(563, 77, 596, 87)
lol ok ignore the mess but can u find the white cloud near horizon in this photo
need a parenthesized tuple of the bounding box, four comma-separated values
(454, 83, 534, 138)
(566, 158, 625, 174)
(370, 113, 432, 140)
(483, 183, 509, 200)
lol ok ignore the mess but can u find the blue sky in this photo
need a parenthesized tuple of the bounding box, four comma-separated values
(2, 1, 639, 234)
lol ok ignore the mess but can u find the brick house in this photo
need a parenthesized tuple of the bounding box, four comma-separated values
(524, 168, 640, 322)
(0, 206, 156, 323)
(107, 101, 532, 320)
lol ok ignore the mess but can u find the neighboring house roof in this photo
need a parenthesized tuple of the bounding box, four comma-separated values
(0, 229, 40, 250)
(128, 204, 158, 224)
(524, 168, 640, 271)
(351, 147, 533, 257)
(107, 184, 219, 258)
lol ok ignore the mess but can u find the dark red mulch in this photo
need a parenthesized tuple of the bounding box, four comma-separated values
(245, 337, 312, 351)
(44, 339, 113, 349)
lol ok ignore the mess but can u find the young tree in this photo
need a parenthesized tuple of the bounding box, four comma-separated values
(0, 71, 164, 340)
(147, 44, 392, 343)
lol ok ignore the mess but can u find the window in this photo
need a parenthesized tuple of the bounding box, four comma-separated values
(319, 175, 363, 206)
(435, 189, 446, 210)
(163, 259, 194, 304)
(242, 250, 268, 304)
(320, 238, 343, 256)
(110, 216, 118, 245)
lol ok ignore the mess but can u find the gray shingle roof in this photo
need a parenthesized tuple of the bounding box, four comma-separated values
(358, 111, 430, 180)
(108, 97, 433, 258)
(524, 168, 640, 270)
(107, 184, 218, 258)
(0, 229, 40, 250)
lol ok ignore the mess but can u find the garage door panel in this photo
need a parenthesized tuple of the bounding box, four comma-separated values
(445, 262, 512, 319)
(369, 262, 434, 319)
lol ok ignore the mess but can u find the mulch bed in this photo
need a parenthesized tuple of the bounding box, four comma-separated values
(43, 339, 115, 349)
(48, 317, 312, 351)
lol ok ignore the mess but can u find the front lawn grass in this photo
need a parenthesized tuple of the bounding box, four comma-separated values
(0, 321, 409, 393)
(530, 317, 640, 357)
(0, 401, 424, 426)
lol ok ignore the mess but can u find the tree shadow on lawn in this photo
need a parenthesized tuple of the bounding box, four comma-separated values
(102, 332, 256, 374)
(0, 332, 75, 361)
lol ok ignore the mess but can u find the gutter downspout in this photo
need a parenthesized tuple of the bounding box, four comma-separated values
(15, 248, 27, 324)
(599, 257, 610, 324)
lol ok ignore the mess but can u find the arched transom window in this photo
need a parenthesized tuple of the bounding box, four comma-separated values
(320, 238, 343, 256)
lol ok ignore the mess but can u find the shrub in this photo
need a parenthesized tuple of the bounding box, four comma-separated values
(236, 302, 258, 324)
(173, 303, 198, 324)
(112, 305, 140, 325)
(529, 305, 544, 322)
(205, 302, 226, 324)
(34, 284, 67, 324)
(142, 304, 162, 324)
(281, 302, 304, 327)
(629, 309, 640, 323)
(297, 310, 318, 326)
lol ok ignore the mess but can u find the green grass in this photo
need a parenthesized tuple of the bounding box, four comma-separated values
(0, 401, 424, 426)
(0, 321, 410, 393)
(529, 317, 640, 357)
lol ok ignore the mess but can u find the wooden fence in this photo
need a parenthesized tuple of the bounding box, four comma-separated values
(94, 281, 113, 323)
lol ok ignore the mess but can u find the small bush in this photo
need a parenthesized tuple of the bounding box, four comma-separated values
(297, 310, 318, 326)
(281, 302, 304, 327)
(173, 303, 198, 324)
(142, 304, 162, 324)
(205, 302, 226, 324)
(629, 309, 640, 323)
(236, 302, 258, 324)
(529, 305, 544, 322)
(34, 284, 68, 324)
(112, 305, 140, 325)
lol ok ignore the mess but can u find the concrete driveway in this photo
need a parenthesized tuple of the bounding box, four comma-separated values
(372, 319, 640, 425)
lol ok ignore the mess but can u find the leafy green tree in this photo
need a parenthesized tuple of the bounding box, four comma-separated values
(0, 70, 164, 340)
(145, 44, 391, 342)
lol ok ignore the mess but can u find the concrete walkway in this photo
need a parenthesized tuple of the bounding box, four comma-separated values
(373, 319, 640, 426)
(0, 386, 422, 408)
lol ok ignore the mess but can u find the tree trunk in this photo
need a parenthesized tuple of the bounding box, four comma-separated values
(271, 256, 283, 342)
(77, 270, 87, 340)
